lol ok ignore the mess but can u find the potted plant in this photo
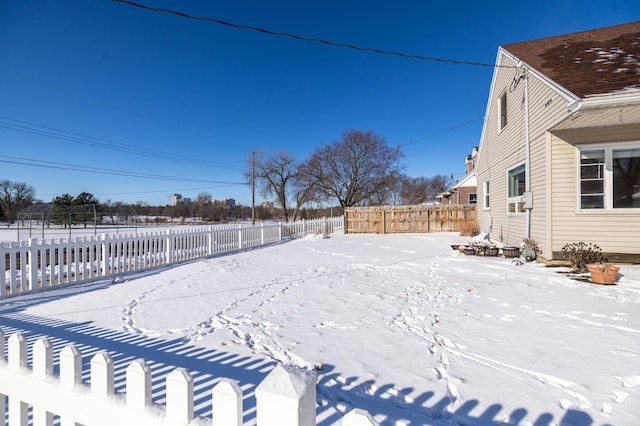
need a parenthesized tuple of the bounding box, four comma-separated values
(485, 245, 499, 256)
(462, 246, 476, 255)
(502, 246, 520, 258)
(522, 238, 540, 262)
(586, 262, 620, 285)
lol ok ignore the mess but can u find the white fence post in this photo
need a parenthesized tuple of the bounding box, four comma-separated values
(28, 237, 39, 291)
(100, 234, 108, 277)
(0, 329, 4, 422)
(8, 333, 28, 426)
(8, 332, 27, 369)
(33, 339, 54, 426)
(60, 344, 82, 387)
(208, 226, 214, 256)
(166, 368, 194, 423)
(91, 351, 115, 398)
(342, 409, 379, 426)
(126, 359, 152, 410)
(255, 365, 317, 426)
(33, 337, 54, 378)
(166, 230, 174, 265)
(212, 378, 243, 426)
(238, 224, 243, 250)
(0, 328, 4, 361)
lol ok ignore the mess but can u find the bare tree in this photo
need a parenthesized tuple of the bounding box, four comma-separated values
(301, 130, 404, 207)
(401, 176, 430, 204)
(426, 174, 454, 201)
(246, 150, 299, 222)
(193, 192, 214, 221)
(0, 179, 35, 224)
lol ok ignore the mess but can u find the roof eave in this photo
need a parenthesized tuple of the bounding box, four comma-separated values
(568, 90, 640, 113)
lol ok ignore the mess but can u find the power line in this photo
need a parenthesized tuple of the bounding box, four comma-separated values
(0, 155, 245, 185)
(400, 117, 484, 147)
(0, 116, 243, 171)
(111, 0, 514, 69)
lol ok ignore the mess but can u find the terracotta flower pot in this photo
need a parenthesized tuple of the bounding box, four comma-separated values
(586, 263, 620, 285)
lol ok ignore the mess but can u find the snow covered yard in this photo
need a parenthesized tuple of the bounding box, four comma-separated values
(1, 232, 639, 425)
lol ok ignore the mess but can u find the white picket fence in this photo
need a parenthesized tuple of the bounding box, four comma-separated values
(0, 331, 377, 426)
(1, 217, 344, 299)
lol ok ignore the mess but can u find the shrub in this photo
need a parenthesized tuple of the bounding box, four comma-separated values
(459, 219, 479, 237)
(560, 242, 606, 273)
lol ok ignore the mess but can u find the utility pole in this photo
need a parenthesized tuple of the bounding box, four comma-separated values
(251, 150, 255, 225)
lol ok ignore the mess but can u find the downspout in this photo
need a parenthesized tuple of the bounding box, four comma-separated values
(522, 65, 531, 239)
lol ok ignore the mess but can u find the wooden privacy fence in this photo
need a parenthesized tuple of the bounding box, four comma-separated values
(0, 331, 377, 426)
(344, 205, 476, 234)
(1, 217, 344, 299)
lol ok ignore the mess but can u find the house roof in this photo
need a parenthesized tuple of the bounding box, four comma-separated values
(502, 21, 640, 98)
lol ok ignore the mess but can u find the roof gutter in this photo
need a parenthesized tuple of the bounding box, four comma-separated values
(568, 90, 640, 114)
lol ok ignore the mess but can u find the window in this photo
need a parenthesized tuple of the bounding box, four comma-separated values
(578, 143, 640, 210)
(507, 163, 526, 213)
(499, 91, 507, 130)
(469, 193, 477, 204)
(580, 150, 605, 209)
(483, 180, 490, 209)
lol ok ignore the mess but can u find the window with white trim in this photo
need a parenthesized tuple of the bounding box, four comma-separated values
(507, 163, 526, 213)
(483, 180, 490, 209)
(469, 193, 477, 204)
(499, 91, 507, 130)
(578, 142, 640, 210)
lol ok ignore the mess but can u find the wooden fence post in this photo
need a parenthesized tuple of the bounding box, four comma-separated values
(255, 365, 317, 426)
(212, 378, 243, 426)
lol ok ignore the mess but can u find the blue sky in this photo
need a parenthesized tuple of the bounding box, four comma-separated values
(1, 1, 638, 206)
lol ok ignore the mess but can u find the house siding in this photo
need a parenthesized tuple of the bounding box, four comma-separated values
(549, 124, 640, 259)
(476, 53, 527, 244)
(476, 50, 573, 256)
(477, 23, 640, 262)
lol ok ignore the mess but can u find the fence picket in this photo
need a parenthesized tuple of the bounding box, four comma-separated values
(1, 217, 344, 300)
(0, 332, 375, 425)
(166, 368, 194, 423)
(60, 345, 82, 388)
(126, 359, 152, 410)
(212, 379, 243, 426)
(91, 351, 115, 398)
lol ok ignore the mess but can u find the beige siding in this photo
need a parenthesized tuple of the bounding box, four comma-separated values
(476, 51, 573, 257)
(549, 125, 640, 257)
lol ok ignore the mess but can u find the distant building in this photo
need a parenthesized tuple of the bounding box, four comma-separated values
(215, 199, 236, 207)
(171, 194, 191, 206)
(438, 146, 478, 205)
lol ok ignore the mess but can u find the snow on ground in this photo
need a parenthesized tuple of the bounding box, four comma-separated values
(1, 232, 639, 425)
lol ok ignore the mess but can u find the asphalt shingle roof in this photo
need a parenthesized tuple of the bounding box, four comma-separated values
(502, 21, 640, 98)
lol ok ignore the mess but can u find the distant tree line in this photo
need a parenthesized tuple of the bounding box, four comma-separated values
(1, 129, 455, 225)
(247, 129, 454, 222)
